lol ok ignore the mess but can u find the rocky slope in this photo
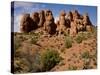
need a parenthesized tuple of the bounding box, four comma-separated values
(12, 9, 97, 73)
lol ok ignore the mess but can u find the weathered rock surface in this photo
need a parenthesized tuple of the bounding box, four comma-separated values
(19, 9, 93, 36)
(56, 10, 67, 35)
(44, 10, 56, 35)
(38, 10, 45, 27)
(20, 14, 34, 33)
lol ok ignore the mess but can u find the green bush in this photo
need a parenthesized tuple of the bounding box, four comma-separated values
(75, 32, 86, 43)
(40, 49, 61, 71)
(75, 35, 83, 43)
(81, 51, 90, 59)
(65, 36, 72, 48)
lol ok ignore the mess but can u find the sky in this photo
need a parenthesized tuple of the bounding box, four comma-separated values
(11, 1, 97, 32)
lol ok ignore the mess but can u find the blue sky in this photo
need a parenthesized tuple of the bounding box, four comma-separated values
(11, 1, 97, 32)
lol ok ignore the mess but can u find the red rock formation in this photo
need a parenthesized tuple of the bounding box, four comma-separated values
(70, 21, 78, 37)
(72, 10, 80, 20)
(66, 11, 73, 21)
(31, 12, 39, 29)
(83, 13, 92, 26)
(44, 10, 56, 35)
(19, 9, 93, 35)
(20, 14, 34, 33)
(86, 25, 92, 32)
(56, 10, 67, 35)
(38, 10, 45, 27)
(31, 12, 40, 24)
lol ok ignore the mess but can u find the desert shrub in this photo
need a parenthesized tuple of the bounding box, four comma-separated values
(14, 58, 30, 73)
(29, 32, 40, 37)
(81, 51, 90, 59)
(14, 36, 23, 50)
(14, 47, 42, 73)
(75, 32, 94, 44)
(81, 51, 94, 69)
(75, 32, 87, 43)
(76, 35, 83, 43)
(29, 32, 40, 44)
(81, 50, 97, 69)
(19, 35, 28, 41)
(68, 65, 77, 70)
(14, 33, 28, 50)
(30, 36, 38, 44)
(65, 36, 72, 48)
(40, 49, 61, 71)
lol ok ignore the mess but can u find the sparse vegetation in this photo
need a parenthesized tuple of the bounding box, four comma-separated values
(13, 25, 97, 73)
(75, 35, 83, 43)
(68, 65, 77, 70)
(14, 46, 41, 73)
(30, 36, 38, 44)
(65, 36, 72, 48)
(29, 32, 40, 44)
(40, 49, 61, 71)
(81, 51, 90, 59)
(75, 32, 91, 44)
(14, 58, 30, 73)
(81, 50, 97, 69)
(12, 6, 97, 73)
(14, 36, 22, 50)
